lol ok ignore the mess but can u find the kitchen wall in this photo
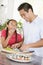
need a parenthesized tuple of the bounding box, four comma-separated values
(13, 0, 43, 21)
(0, 0, 43, 24)
(0, 0, 14, 24)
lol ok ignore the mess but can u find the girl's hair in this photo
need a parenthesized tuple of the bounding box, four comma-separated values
(5, 19, 17, 43)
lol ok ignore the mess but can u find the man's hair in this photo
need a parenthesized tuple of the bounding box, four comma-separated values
(18, 2, 33, 12)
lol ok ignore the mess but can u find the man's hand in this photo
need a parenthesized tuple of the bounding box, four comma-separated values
(20, 44, 29, 51)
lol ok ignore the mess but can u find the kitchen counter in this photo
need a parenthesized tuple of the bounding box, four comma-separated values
(0, 52, 43, 65)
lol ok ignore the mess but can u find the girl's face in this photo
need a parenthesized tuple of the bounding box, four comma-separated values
(7, 20, 17, 31)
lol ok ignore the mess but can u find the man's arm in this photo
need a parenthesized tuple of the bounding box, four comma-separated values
(28, 39, 43, 48)
(20, 39, 43, 51)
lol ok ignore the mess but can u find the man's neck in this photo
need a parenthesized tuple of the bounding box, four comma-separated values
(29, 13, 37, 22)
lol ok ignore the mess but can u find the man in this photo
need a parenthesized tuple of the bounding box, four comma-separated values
(18, 2, 43, 57)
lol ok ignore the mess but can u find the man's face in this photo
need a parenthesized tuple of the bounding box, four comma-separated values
(19, 9, 31, 22)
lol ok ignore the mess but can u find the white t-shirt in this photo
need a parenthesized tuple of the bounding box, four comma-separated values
(23, 16, 43, 57)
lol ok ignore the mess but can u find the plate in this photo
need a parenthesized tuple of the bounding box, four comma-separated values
(6, 54, 33, 62)
(1, 48, 20, 54)
(1, 47, 34, 55)
(1, 49, 14, 53)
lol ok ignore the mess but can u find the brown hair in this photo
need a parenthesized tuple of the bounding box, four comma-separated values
(18, 2, 33, 12)
(5, 19, 17, 43)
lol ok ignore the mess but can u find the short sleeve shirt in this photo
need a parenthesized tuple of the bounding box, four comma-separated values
(1, 29, 22, 46)
(23, 16, 43, 57)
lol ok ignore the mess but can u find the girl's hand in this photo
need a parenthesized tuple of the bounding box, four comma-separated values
(9, 29, 15, 36)
(11, 43, 21, 49)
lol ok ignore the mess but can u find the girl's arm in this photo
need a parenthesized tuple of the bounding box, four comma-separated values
(1, 35, 11, 48)
(1, 29, 15, 48)
(11, 39, 24, 49)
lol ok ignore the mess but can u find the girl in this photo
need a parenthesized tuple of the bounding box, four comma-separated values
(1, 19, 23, 49)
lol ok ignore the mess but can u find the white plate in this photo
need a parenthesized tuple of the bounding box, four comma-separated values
(1, 49, 14, 53)
(1, 49, 20, 54)
(6, 54, 33, 62)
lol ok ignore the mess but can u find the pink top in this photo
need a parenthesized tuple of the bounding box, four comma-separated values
(1, 29, 22, 46)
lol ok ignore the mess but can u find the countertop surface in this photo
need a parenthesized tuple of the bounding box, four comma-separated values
(0, 52, 43, 65)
